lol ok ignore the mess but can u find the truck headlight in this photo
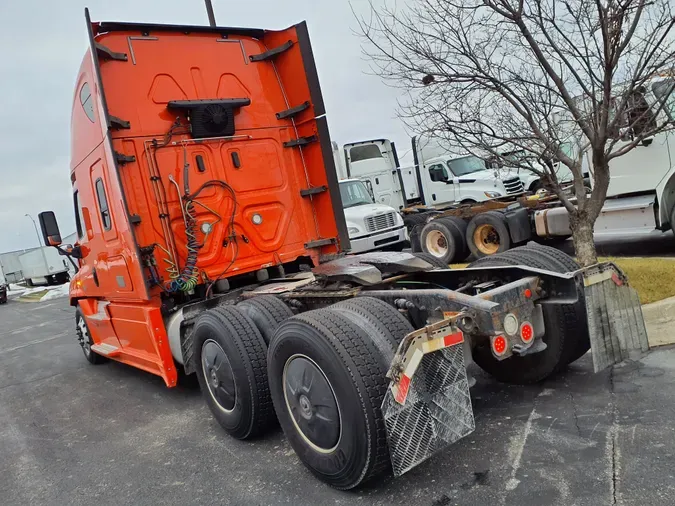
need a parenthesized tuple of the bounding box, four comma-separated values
(484, 191, 502, 198)
(348, 227, 360, 235)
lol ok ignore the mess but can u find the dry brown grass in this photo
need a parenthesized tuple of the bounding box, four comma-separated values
(602, 257, 675, 305)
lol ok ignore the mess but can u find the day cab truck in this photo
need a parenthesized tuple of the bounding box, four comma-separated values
(39, 9, 648, 490)
(338, 179, 407, 254)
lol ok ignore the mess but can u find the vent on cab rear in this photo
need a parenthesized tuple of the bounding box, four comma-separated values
(167, 98, 251, 139)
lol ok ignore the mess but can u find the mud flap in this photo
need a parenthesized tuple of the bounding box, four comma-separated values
(382, 319, 475, 476)
(581, 263, 649, 373)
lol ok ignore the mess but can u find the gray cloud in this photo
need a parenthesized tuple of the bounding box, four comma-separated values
(0, 0, 410, 252)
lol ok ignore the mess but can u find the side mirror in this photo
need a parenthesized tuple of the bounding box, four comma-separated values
(38, 211, 62, 247)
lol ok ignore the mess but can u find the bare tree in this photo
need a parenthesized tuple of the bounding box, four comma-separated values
(357, 0, 675, 265)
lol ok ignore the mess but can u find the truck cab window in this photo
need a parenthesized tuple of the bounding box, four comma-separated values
(79, 82, 95, 123)
(652, 79, 675, 121)
(339, 180, 374, 208)
(73, 191, 85, 239)
(429, 164, 449, 182)
(350, 145, 383, 162)
(447, 156, 486, 176)
(627, 88, 657, 136)
(95, 178, 112, 230)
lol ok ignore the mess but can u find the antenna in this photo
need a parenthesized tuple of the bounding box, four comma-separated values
(204, 0, 216, 27)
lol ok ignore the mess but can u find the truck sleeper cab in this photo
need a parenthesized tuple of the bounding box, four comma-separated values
(39, 10, 649, 492)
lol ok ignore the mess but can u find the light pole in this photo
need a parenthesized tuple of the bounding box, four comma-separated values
(25, 214, 42, 248)
(204, 0, 216, 27)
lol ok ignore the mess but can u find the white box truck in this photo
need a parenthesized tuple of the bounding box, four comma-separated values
(19, 247, 70, 287)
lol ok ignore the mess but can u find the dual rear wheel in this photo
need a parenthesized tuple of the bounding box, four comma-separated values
(191, 295, 410, 489)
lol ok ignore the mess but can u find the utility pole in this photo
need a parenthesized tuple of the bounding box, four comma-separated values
(205, 0, 216, 27)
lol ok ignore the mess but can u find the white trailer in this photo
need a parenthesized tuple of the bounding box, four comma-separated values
(19, 247, 70, 286)
(0, 267, 7, 304)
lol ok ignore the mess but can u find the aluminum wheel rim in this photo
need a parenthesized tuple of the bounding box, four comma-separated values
(473, 224, 500, 255)
(283, 354, 342, 453)
(425, 230, 449, 258)
(77, 317, 91, 356)
(201, 339, 236, 412)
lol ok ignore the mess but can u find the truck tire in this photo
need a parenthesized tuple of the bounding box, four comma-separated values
(420, 217, 464, 264)
(404, 214, 429, 253)
(268, 309, 390, 489)
(442, 216, 470, 261)
(193, 306, 275, 440)
(524, 244, 590, 364)
(467, 247, 581, 383)
(413, 252, 450, 269)
(331, 297, 413, 368)
(670, 205, 675, 236)
(466, 211, 511, 258)
(237, 295, 294, 346)
(75, 307, 107, 365)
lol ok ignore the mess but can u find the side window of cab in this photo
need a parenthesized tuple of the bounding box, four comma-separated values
(80, 82, 95, 122)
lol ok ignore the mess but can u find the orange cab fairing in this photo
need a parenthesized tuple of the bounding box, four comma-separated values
(69, 10, 347, 386)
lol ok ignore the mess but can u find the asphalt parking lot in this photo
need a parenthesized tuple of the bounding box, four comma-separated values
(2, 296, 675, 506)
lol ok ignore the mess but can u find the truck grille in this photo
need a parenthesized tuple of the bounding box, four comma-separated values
(365, 212, 396, 232)
(503, 177, 524, 195)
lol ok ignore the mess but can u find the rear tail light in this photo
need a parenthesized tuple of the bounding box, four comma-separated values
(492, 335, 508, 356)
(520, 322, 534, 343)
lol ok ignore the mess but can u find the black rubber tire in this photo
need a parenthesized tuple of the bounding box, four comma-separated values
(331, 297, 413, 369)
(409, 223, 424, 252)
(466, 211, 511, 258)
(268, 309, 390, 489)
(420, 217, 464, 264)
(193, 306, 275, 439)
(442, 216, 470, 261)
(412, 252, 450, 269)
(670, 205, 675, 236)
(404, 214, 429, 254)
(403, 213, 429, 227)
(75, 307, 107, 365)
(529, 180, 543, 193)
(525, 243, 579, 272)
(237, 295, 294, 346)
(467, 247, 580, 383)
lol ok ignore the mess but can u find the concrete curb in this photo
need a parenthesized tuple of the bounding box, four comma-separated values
(643, 295, 675, 347)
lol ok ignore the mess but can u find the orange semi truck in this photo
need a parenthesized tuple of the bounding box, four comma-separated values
(39, 10, 649, 489)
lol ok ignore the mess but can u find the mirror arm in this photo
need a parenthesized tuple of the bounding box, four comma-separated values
(54, 246, 80, 273)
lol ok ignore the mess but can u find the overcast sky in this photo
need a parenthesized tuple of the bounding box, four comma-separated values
(0, 0, 410, 252)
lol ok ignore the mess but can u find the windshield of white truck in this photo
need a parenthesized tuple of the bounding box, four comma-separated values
(340, 180, 374, 208)
(653, 79, 675, 121)
(447, 156, 486, 176)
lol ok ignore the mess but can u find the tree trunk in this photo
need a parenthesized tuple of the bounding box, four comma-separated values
(569, 213, 597, 266)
